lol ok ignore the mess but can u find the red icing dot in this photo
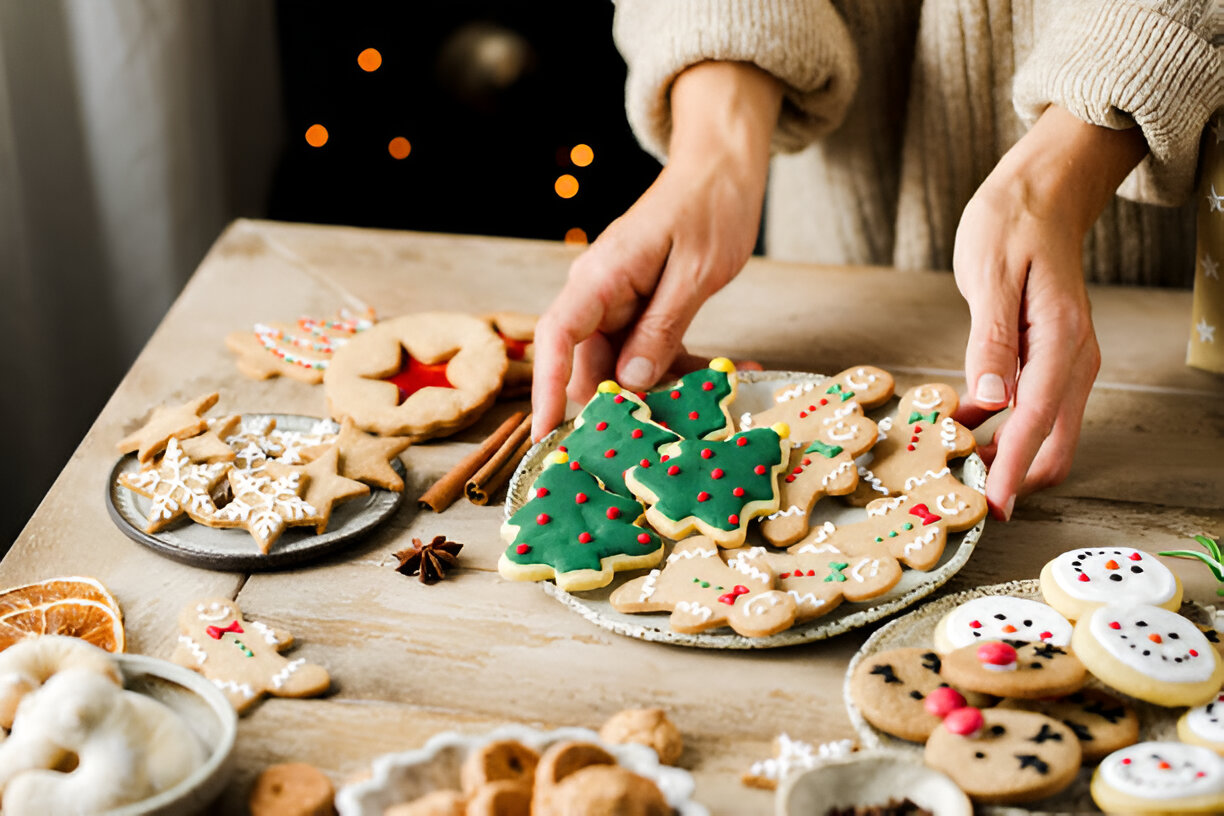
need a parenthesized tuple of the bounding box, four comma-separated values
(976, 642, 1017, 667)
(701, 448, 714, 459)
(604, 449, 617, 458)
(702, 381, 714, 391)
(640, 459, 651, 468)
(819, 398, 828, 406)
(805, 569, 816, 577)
(575, 493, 588, 504)
(906, 444, 916, 452)
(637, 532, 651, 544)
(733, 487, 745, 497)
(802, 458, 811, 466)
(1129, 552, 1142, 561)
(799, 411, 808, 419)
(631, 429, 643, 439)
(670, 390, 681, 400)
(1107, 621, 1121, 630)
(780, 572, 791, 579)
(1190, 649, 1200, 657)
(792, 466, 803, 475)
(1121, 758, 1132, 765)
(606, 507, 621, 520)
(658, 420, 669, 429)
(728, 514, 739, 525)
(1040, 631, 1053, 639)
(577, 532, 592, 544)
(667, 465, 680, 476)
(943, 707, 983, 736)
(736, 437, 748, 447)
(754, 465, 766, 475)
(969, 620, 982, 629)
(784, 475, 796, 483)
(923, 687, 966, 718)
(697, 491, 711, 502)
(613, 395, 625, 403)
(711, 468, 725, 479)
(914, 426, 923, 434)
(535, 487, 549, 497)
(595, 421, 608, 431)
(660, 454, 670, 462)
(536, 513, 551, 525)
(688, 411, 699, 420)
(558, 446, 568, 452)
(807, 405, 816, 412)
(515, 543, 530, 554)
(910, 436, 919, 443)
(1077, 574, 1090, 582)
(1197, 771, 1207, 778)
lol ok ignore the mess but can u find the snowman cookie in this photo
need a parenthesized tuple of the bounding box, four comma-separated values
(932, 596, 1072, 654)
(1039, 547, 1182, 621)
(1178, 691, 1224, 756)
(998, 689, 1139, 762)
(848, 647, 989, 743)
(924, 709, 1082, 804)
(939, 640, 1086, 699)
(1071, 603, 1224, 706)
(1091, 741, 1224, 814)
(171, 599, 331, 713)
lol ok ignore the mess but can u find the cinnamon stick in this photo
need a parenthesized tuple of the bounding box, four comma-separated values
(418, 410, 526, 512)
(466, 413, 533, 505)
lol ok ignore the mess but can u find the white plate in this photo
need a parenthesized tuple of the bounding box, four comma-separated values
(506, 370, 987, 649)
(334, 724, 707, 816)
(843, 578, 1214, 815)
(775, 751, 972, 816)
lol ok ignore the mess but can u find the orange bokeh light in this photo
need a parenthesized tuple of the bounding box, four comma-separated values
(305, 124, 329, 147)
(357, 48, 382, 72)
(388, 137, 412, 159)
(570, 144, 594, 167)
(555, 174, 579, 199)
(564, 228, 588, 244)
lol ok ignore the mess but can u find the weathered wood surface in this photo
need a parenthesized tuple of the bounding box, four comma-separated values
(5, 219, 1223, 814)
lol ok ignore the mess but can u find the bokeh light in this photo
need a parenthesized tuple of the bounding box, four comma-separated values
(554, 174, 579, 199)
(570, 144, 594, 167)
(305, 124, 329, 147)
(388, 137, 412, 159)
(564, 228, 588, 244)
(357, 48, 382, 72)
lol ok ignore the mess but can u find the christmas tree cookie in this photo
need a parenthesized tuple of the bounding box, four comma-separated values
(610, 537, 797, 637)
(623, 424, 790, 548)
(559, 382, 679, 497)
(743, 365, 894, 442)
(642, 357, 737, 439)
(847, 382, 976, 505)
(500, 451, 664, 592)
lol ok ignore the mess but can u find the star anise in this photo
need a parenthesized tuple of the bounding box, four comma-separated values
(394, 535, 463, 584)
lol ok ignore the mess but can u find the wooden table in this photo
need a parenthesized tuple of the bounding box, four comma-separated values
(7, 219, 1223, 814)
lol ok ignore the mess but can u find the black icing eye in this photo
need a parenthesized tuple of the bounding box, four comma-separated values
(1136, 620, 1148, 627)
(974, 752, 985, 759)
(991, 725, 1006, 736)
(910, 690, 924, 700)
(1022, 619, 1033, 627)
(1169, 632, 1180, 639)
(1109, 574, 1123, 582)
(1131, 566, 1143, 574)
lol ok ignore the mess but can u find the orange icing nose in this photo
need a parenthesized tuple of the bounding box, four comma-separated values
(1002, 625, 1017, 633)
(1104, 560, 1119, 570)
(1158, 761, 1171, 770)
(1148, 633, 1163, 643)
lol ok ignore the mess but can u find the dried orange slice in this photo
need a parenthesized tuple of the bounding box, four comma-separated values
(0, 577, 124, 652)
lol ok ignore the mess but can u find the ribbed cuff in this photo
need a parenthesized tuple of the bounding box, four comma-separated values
(613, 0, 860, 161)
(1014, 1, 1224, 206)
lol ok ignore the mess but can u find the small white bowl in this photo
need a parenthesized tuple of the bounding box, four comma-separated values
(102, 653, 238, 816)
(335, 724, 707, 816)
(776, 751, 971, 816)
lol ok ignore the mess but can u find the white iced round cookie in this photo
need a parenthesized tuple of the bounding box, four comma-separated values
(1179, 691, 1224, 756)
(932, 595, 1072, 654)
(1071, 603, 1224, 706)
(1040, 547, 1181, 621)
(1091, 741, 1224, 814)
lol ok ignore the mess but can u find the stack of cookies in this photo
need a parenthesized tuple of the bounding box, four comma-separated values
(848, 549, 1224, 812)
(499, 361, 989, 639)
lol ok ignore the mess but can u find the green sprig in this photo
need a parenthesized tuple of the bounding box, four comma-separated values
(1159, 535, 1224, 595)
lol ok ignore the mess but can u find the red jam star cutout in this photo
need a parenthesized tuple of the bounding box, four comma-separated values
(382, 349, 455, 404)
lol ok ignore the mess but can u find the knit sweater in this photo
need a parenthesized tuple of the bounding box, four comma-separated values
(613, 0, 1224, 286)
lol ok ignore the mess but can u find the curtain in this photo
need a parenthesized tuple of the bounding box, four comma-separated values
(0, 0, 283, 543)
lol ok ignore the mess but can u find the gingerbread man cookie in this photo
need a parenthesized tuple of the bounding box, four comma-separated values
(642, 358, 737, 439)
(1092, 741, 1224, 814)
(172, 599, 330, 713)
(790, 476, 987, 572)
(940, 640, 1087, 699)
(559, 382, 679, 497)
(1040, 547, 1183, 621)
(999, 689, 1140, 762)
(847, 383, 976, 505)
(742, 365, 894, 442)
(758, 549, 903, 622)
(610, 537, 798, 637)
(324, 312, 507, 440)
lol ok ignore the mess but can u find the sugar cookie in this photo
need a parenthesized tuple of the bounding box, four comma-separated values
(998, 689, 1139, 762)
(932, 595, 1072, 654)
(939, 640, 1086, 699)
(559, 382, 678, 497)
(117, 392, 219, 463)
(117, 437, 230, 533)
(1040, 547, 1182, 621)
(1179, 691, 1224, 756)
(849, 647, 986, 743)
(642, 358, 737, 439)
(1091, 741, 1224, 814)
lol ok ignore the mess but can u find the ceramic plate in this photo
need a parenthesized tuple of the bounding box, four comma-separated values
(775, 751, 972, 816)
(505, 370, 987, 649)
(843, 578, 1214, 815)
(334, 724, 707, 816)
(107, 413, 404, 571)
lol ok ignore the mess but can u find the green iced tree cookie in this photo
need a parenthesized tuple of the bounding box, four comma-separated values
(643, 357, 737, 439)
(561, 381, 679, 496)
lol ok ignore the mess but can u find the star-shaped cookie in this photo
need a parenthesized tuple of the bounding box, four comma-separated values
(179, 414, 241, 463)
(117, 392, 219, 463)
(118, 437, 230, 532)
(326, 417, 410, 491)
(208, 469, 321, 553)
(264, 446, 369, 534)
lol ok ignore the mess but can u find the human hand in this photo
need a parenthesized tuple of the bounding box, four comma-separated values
(531, 62, 781, 441)
(953, 106, 1147, 520)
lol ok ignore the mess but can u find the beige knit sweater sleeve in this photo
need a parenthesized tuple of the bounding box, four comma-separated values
(613, 0, 860, 161)
(1014, 0, 1224, 206)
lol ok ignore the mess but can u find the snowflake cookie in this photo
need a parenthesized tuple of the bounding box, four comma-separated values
(117, 437, 230, 533)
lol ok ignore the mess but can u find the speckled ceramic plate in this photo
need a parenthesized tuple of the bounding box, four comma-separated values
(505, 370, 987, 649)
(107, 413, 404, 571)
(843, 579, 1214, 815)
(334, 724, 707, 816)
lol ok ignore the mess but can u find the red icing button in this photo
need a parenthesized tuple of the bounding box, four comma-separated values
(660, 454, 670, 462)
(515, 543, 530, 554)
(575, 493, 588, 504)
(670, 390, 681, 400)
(906, 444, 916, 452)
(577, 532, 592, 544)
(943, 707, 983, 737)
(807, 405, 816, 412)
(606, 507, 621, 520)
(976, 642, 1018, 667)
(688, 411, 699, 420)
(595, 421, 608, 431)
(728, 514, 739, 525)
(702, 381, 714, 391)
(382, 351, 454, 404)
(569, 461, 581, 471)
(536, 514, 550, 525)
(637, 532, 651, 544)
(733, 487, 745, 497)
(802, 458, 811, 466)
(819, 398, 828, 406)
(969, 620, 982, 629)
(923, 687, 966, 718)
(631, 429, 643, 439)
(1129, 552, 1142, 561)
(910, 436, 919, 443)
(701, 449, 714, 459)
(1121, 758, 1132, 765)
(667, 465, 680, 476)
(613, 394, 625, 404)
(697, 491, 711, 502)
(914, 425, 923, 433)
(604, 449, 616, 458)
(535, 488, 549, 497)
(711, 468, 725, 479)
(1108, 621, 1121, 630)
(784, 475, 796, 483)
(799, 411, 808, 419)
(640, 459, 651, 468)
(736, 437, 748, 447)
(754, 465, 767, 475)
(1078, 574, 1091, 582)
(1191, 649, 1200, 657)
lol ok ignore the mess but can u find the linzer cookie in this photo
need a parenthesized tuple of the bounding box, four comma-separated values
(499, 451, 663, 592)
(1091, 741, 1224, 814)
(848, 383, 976, 505)
(484, 311, 536, 399)
(324, 312, 506, 440)
(560, 382, 679, 497)
(932, 595, 1073, 654)
(1071, 603, 1224, 706)
(226, 307, 375, 384)
(610, 537, 797, 637)
(623, 425, 790, 548)
(1039, 547, 1183, 621)
(642, 358, 737, 439)
(742, 365, 894, 442)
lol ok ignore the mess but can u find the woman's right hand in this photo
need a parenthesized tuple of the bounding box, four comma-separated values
(530, 61, 782, 441)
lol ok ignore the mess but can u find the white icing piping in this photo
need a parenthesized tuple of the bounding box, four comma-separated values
(178, 635, 208, 665)
(638, 569, 660, 601)
(250, 621, 281, 646)
(270, 658, 306, 690)
(213, 678, 256, 699)
(903, 468, 951, 490)
(765, 505, 805, 521)
(857, 467, 888, 496)
(935, 493, 969, 515)
(675, 601, 713, 622)
(940, 416, 958, 451)
(910, 387, 943, 411)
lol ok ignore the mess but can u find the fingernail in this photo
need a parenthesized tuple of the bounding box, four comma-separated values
(621, 356, 653, 389)
(976, 373, 1007, 405)
(1002, 495, 1015, 522)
